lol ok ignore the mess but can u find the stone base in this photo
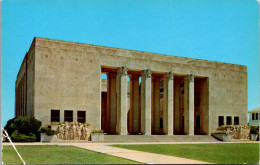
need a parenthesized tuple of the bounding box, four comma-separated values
(103, 135, 218, 142)
(41, 133, 54, 142)
(250, 134, 259, 141)
(91, 133, 104, 142)
(51, 125, 59, 131)
(211, 133, 231, 141)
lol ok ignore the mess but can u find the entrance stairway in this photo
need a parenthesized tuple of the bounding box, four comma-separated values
(104, 135, 219, 142)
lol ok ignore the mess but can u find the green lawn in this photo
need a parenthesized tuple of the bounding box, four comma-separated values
(111, 143, 259, 164)
(3, 145, 142, 164)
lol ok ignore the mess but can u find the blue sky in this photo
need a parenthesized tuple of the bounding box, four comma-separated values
(1, 0, 259, 126)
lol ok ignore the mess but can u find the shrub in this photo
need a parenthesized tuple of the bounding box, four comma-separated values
(38, 127, 55, 135)
(4, 117, 17, 136)
(13, 116, 41, 135)
(4, 116, 42, 142)
(250, 126, 259, 135)
(217, 125, 235, 130)
(92, 129, 104, 133)
(10, 130, 36, 142)
(51, 122, 60, 125)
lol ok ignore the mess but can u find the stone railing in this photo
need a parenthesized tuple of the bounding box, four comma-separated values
(52, 122, 92, 141)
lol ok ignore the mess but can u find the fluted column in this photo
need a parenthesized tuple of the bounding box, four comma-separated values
(116, 66, 128, 135)
(141, 69, 152, 135)
(163, 72, 174, 135)
(184, 74, 195, 135)
(107, 73, 117, 134)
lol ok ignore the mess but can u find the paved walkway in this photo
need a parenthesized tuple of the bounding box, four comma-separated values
(71, 143, 210, 164)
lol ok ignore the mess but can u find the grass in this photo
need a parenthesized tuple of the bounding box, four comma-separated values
(3, 145, 142, 164)
(111, 143, 259, 164)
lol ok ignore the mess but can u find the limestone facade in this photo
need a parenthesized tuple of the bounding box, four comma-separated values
(15, 37, 247, 135)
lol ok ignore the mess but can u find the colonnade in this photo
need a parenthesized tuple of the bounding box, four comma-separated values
(104, 66, 195, 135)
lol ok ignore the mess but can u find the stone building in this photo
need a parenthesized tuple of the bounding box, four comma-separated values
(15, 37, 247, 135)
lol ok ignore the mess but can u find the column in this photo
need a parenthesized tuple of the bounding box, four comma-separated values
(163, 72, 174, 135)
(17, 86, 20, 116)
(116, 66, 128, 135)
(107, 73, 117, 134)
(15, 88, 17, 117)
(184, 74, 195, 135)
(60, 110, 64, 123)
(21, 82, 24, 116)
(153, 77, 161, 134)
(23, 80, 26, 116)
(131, 75, 140, 134)
(24, 77, 26, 116)
(141, 69, 152, 135)
(18, 85, 20, 116)
(73, 110, 77, 122)
(20, 81, 23, 116)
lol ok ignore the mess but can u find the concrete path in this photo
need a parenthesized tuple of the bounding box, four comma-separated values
(71, 143, 210, 164)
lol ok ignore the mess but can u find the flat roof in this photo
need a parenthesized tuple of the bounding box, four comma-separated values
(248, 108, 260, 113)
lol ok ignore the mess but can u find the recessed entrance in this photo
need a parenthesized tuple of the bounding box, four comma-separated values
(101, 66, 209, 135)
(194, 77, 209, 135)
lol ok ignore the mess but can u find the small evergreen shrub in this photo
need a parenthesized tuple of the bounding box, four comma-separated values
(250, 126, 259, 135)
(38, 127, 55, 135)
(92, 129, 104, 133)
(10, 130, 36, 142)
(4, 117, 17, 136)
(51, 122, 60, 125)
(13, 116, 41, 135)
(4, 116, 42, 142)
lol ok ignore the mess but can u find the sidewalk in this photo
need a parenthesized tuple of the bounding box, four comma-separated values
(71, 143, 211, 164)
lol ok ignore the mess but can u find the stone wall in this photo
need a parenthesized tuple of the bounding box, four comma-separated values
(15, 40, 35, 117)
(34, 38, 101, 128)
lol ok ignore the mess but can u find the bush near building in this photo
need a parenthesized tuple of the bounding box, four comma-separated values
(250, 126, 259, 134)
(38, 127, 55, 135)
(4, 116, 42, 142)
(10, 130, 36, 142)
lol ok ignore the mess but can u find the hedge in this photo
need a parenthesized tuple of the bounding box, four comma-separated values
(4, 116, 42, 142)
(10, 130, 36, 142)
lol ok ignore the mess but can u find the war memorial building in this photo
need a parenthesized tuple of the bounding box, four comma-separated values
(15, 37, 247, 136)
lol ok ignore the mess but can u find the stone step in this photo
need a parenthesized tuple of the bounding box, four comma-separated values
(103, 135, 219, 142)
